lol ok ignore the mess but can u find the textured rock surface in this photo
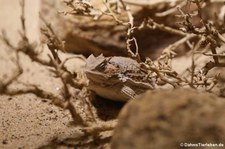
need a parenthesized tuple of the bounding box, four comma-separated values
(111, 89, 225, 149)
(40, 0, 182, 59)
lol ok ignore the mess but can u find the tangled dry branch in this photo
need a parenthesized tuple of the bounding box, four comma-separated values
(0, 0, 225, 146)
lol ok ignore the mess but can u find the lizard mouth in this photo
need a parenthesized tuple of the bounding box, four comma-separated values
(84, 70, 109, 83)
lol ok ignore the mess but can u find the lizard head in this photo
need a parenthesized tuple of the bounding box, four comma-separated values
(83, 54, 111, 84)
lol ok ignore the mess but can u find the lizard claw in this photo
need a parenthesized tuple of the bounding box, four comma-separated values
(121, 85, 136, 99)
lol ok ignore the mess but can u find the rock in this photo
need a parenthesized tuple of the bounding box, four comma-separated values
(40, 0, 184, 59)
(111, 89, 225, 149)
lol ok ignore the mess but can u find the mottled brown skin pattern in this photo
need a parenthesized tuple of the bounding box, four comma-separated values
(84, 54, 153, 101)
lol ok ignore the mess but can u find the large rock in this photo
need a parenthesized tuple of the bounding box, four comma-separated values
(40, 0, 184, 59)
(111, 89, 225, 149)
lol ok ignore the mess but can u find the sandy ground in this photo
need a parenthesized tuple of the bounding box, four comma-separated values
(0, 1, 91, 149)
(0, 1, 123, 148)
(1, 1, 225, 149)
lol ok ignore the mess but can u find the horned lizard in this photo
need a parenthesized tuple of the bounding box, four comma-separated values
(83, 54, 153, 101)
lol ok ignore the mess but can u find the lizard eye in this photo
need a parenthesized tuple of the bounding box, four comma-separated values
(96, 62, 106, 71)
